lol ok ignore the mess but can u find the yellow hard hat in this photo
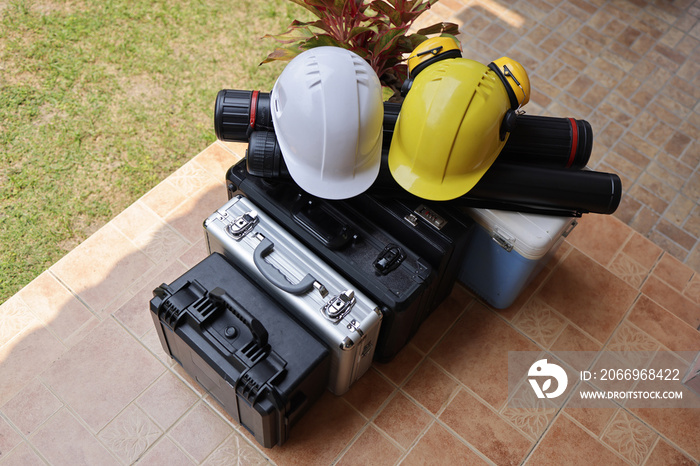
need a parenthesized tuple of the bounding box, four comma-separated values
(388, 58, 512, 201)
(489, 57, 530, 109)
(406, 36, 462, 77)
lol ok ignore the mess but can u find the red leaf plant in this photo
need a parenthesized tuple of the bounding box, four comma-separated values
(261, 0, 459, 100)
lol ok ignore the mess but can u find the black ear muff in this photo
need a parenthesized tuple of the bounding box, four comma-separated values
(500, 109, 517, 141)
(400, 77, 414, 97)
(489, 62, 520, 111)
(410, 49, 462, 78)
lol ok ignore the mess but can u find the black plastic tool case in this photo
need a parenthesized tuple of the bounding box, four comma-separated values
(226, 160, 435, 363)
(150, 253, 330, 448)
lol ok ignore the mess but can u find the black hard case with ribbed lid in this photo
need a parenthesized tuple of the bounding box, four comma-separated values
(150, 252, 330, 449)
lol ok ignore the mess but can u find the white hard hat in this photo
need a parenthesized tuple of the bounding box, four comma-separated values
(270, 46, 384, 200)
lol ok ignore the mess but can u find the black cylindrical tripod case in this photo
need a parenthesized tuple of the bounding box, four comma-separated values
(149, 253, 330, 448)
(226, 160, 438, 363)
(216, 89, 592, 170)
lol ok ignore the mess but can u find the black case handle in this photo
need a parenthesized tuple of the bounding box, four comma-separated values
(291, 198, 354, 249)
(208, 287, 268, 347)
(253, 236, 317, 295)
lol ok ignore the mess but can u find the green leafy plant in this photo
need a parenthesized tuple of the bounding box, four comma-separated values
(261, 0, 459, 99)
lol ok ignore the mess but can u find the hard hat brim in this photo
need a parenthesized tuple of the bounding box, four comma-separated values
(389, 155, 495, 201)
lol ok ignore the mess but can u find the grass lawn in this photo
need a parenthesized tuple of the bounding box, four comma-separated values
(1, 0, 309, 302)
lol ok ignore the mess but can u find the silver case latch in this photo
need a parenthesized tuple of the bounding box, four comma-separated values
(225, 210, 259, 240)
(322, 290, 356, 322)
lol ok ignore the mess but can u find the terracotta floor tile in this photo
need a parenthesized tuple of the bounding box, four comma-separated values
(136, 436, 195, 465)
(608, 251, 651, 289)
(526, 414, 627, 465)
(402, 422, 488, 465)
(164, 183, 228, 244)
(500, 380, 558, 441)
(335, 425, 403, 466)
(373, 344, 424, 386)
(440, 389, 533, 465)
(98, 403, 163, 463)
(567, 213, 632, 267)
(511, 297, 567, 349)
(136, 371, 200, 431)
(167, 160, 222, 198)
(403, 359, 460, 415)
(110, 201, 164, 241)
(685, 272, 700, 302)
(430, 303, 540, 409)
(604, 322, 660, 375)
(627, 295, 700, 354)
(600, 409, 658, 465)
(373, 392, 433, 449)
(410, 284, 471, 354)
(50, 223, 155, 314)
(16, 272, 97, 348)
(140, 179, 190, 219)
(630, 407, 700, 461)
(114, 258, 188, 338)
(644, 438, 697, 466)
(216, 140, 247, 159)
(631, 351, 700, 409)
(0, 295, 42, 349)
(642, 275, 700, 329)
(193, 141, 243, 181)
(590, 351, 642, 393)
(0, 326, 66, 407)
(2, 378, 62, 436)
(177, 237, 209, 269)
(31, 408, 120, 466)
(0, 441, 45, 466)
(260, 392, 366, 466)
(549, 324, 602, 371)
(202, 433, 268, 465)
(536, 249, 638, 343)
(41, 319, 165, 433)
(0, 414, 22, 458)
(168, 401, 232, 463)
(342, 367, 395, 419)
(564, 382, 618, 436)
(131, 222, 190, 266)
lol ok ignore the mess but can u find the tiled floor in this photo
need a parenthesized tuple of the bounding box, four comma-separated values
(1, 141, 699, 465)
(2, 0, 700, 464)
(416, 0, 700, 272)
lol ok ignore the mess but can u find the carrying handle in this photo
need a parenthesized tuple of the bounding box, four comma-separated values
(291, 199, 354, 250)
(208, 287, 268, 347)
(253, 236, 317, 295)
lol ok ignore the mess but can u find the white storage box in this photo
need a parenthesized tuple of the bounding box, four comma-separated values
(458, 208, 577, 309)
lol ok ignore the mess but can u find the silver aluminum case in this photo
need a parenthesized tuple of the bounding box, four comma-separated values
(204, 195, 382, 395)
